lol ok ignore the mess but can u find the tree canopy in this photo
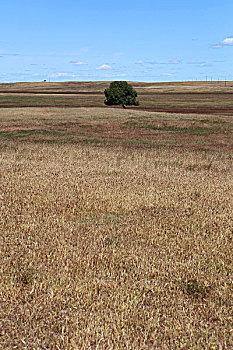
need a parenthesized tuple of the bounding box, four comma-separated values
(104, 81, 139, 108)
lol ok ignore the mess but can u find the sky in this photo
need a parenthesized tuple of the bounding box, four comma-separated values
(0, 0, 233, 83)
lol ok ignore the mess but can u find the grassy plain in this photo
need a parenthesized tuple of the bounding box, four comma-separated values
(0, 82, 232, 349)
(1, 80, 233, 115)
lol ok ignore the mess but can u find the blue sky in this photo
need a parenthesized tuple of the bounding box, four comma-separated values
(0, 0, 233, 82)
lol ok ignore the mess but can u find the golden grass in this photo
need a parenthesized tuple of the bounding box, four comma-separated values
(0, 80, 233, 93)
(0, 107, 232, 349)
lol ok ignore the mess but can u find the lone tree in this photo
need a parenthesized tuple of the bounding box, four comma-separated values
(104, 81, 139, 108)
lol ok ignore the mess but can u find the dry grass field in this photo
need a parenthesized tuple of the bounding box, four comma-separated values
(1, 80, 233, 116)
(0, 82, 232, 349)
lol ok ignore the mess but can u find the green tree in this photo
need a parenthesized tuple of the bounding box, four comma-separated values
(104, 81, 139, 108)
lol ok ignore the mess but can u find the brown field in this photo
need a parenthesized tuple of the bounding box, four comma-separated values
(1, 80, 233, 116)
(0, 82, 232, 349)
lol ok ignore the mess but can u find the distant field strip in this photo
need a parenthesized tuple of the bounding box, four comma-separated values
(1, 90, 233, 116)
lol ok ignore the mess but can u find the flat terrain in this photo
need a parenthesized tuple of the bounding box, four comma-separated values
(0, 82, 232, 349)
(1, 80, 233, 116)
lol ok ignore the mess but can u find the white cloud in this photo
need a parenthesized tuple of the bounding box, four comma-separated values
(170, 59, 180, 64)
(96, 64, 112, 70)
(222, 37, 233, 45)
(188, 60, 205, 64)
(213, 36, 233, 48)
(114, 52, 124, 57)
(55, 73, 71, 77)
(70, 61, 88, 65)
(146, 59, 181, 65)
(199, 63, 211, 67)
(160, 73, 173, 77)
(49, 72, 79, 78)
(135, 59, 181, 66)
(187, 60, 211, 67)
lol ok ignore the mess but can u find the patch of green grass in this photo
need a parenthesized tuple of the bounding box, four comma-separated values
(141, 125, 220, 135)
(102, 214, 121, 223)
(0, 131, 13, 138)
(188, 126, 219, 135)
(199, 119, 233, 126)
(0, 96, 67, 103)
(0, 143, 8, 150)
(79, 124, 91, 129)
(178, 279, 211, 299)
(104, 236, 119, 246)
(143, 125, 188, 132)
(196, 147, 211, 152)
(217, 102, 233, 106)
(0, 95, 103, 107)
(0, 129, 65, 139)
